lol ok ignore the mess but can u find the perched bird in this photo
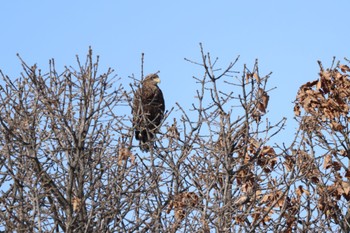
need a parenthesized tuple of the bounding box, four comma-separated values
(132, 73, 165, 151)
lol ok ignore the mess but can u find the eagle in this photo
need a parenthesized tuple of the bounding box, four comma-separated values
(132, 73, 165, 151)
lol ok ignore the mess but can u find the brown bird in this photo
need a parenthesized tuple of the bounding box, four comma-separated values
(132, 73, 165, 151)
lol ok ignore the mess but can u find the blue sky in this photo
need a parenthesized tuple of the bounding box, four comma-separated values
(1, 1, 349, 144)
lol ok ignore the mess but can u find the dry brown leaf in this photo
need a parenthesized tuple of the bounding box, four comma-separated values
(296, 185, 310, 197)
(244, 153, 250, 164)
(253, 72, 260, 83)
(261, 193, 272, 203)
(311, 175, 320, 184)
(316, 79, 322, 90)
(256, 88, 269, 114)
(175, 209, 185, 221)
(321, 70, 332, 80)
(235, 215, 245, 224)
(130, 154, 136, 165)
(257, 102, 266, 114)
(72, 197, 82, 212)
(339, 64, 350, 73)
(293, 104, 301, 116)
(332, 161, 342, 171)
(323, 154, 332, 170)
(233, 195, 249, 206)
(262, 92, 269, 110)
(242, 182, 253, 194)
(283, 156, 294, 172)
(339, 150, 348, 157)
(261, 146, 276, 156)
(252, 207, 273, 226)
(303, 79, 318, 88)
(341, 181, 350, 195)
(335, 71, 343, 79)
(167, 200, 173, 214)
(269, 157, 277, 170)
(246, 73, 253, 83)
(118, 147, 132, 165)
(252, 110, 262, 122)
(277, 197, 285, 209)
(330, 121, 343, 131)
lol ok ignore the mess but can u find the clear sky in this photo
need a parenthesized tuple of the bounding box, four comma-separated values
(1, 1, 349, 144)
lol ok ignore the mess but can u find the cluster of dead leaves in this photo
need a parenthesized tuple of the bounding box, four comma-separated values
(257, 184, 310, 230)
(323, 153, 342, 171)
(247, 139, 277, 173)
(233, 150, 313, 230)
(262, 182, 304, 228)
(233, 140, 278, 227)
(319, 157, 350, 198)
(253, 88, 270, 122)
(286, 149, 320, 184)
(260, 187, 285, 209)
(232, 140, 285, 227)
(290, 149, 350, 224)
(315, 166, 350, 224)
(234, 183, 305, 230)
(294, 63, 350, 132)
(293, 62, 350, 225)
(235, 189, 283, 226)
(235, 139, 260, 194)
(167, 192, 199, 221)
(246, 72, 270, 122)
(246, 72, 261, 84)
(317, 184, 342, 219)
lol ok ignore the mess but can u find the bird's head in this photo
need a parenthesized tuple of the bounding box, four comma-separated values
(143, 73, 161, 85)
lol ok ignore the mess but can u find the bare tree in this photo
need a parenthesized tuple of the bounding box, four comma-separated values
(0, 49, 130, 232)
(1, 46, 348, 232)
(162, 44, 291, 232)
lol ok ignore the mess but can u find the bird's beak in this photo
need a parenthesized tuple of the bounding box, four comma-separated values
(154, 77, 161, 83)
